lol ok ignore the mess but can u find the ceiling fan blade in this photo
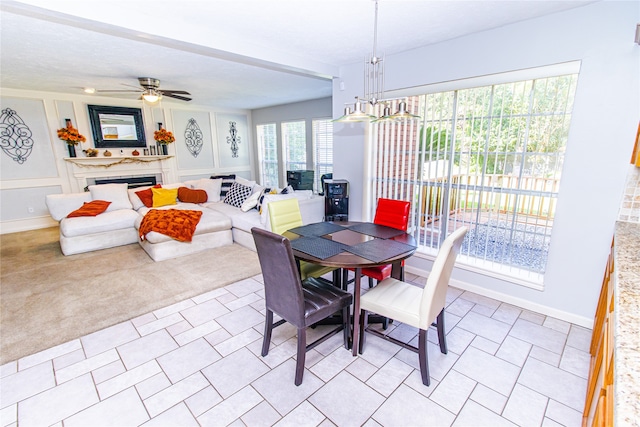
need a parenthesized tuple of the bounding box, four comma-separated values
(163, 93, 192, 102)
(160, 90, 191, 95)
(122, 83, 145, 90)
(96, 89, 142, 93)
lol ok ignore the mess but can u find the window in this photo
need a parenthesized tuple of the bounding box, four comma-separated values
(257, 118, 333, 190)
(371, 73, 578, 284)
(256, 123, 278, 187)
(312, 119, 333, 192)
(282, 120, 307, 172)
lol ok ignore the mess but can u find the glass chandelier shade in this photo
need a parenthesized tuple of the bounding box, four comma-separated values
(334, 0, 419, 124)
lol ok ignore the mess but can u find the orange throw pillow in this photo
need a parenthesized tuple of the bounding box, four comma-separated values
(178, 187, 208, 204)
(135, 184, 162, 208)
(67, 200, 111, 218)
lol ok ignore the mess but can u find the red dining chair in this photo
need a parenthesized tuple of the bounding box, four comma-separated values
(343, 198, 411, 289)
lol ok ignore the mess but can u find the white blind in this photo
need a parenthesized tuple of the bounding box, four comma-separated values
(282, 120, 306, 174)
(313, 118, 333, 192)
(256, 123, 278, 187)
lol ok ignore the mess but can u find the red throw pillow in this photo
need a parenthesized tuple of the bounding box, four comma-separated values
(178, 187, 208, 204)
(67, 200, 111, 218)
(135, 184, 162, 208)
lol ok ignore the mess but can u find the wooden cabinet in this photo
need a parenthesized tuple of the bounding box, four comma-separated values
(582, 238, 615, 426)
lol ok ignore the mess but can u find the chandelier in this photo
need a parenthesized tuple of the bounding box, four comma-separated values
(334, 0, 419, 123)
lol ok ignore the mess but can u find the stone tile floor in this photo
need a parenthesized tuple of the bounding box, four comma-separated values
(0, 271, 590, 426)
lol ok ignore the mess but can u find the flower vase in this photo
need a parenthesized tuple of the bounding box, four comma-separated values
(68, 144, 77, 158)
(161, 144, 168, 155)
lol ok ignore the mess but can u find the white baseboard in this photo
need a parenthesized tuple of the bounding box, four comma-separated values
(0, 217, 57, 235)
(404, 265, 593, 329)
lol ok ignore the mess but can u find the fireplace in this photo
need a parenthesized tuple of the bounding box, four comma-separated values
(86, 174, 162, 190)
(63, 156, 174, 193)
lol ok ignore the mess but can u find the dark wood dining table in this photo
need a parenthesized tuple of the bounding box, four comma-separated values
(284, 221, 417, 356)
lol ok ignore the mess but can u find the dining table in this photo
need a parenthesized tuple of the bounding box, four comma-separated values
(284, 221, 417, 356)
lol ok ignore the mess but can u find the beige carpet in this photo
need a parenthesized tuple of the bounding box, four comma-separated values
(0, 227, 261, 364)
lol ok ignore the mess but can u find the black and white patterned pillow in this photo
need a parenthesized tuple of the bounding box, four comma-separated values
(223, 182, 253, 208)
(256, 187, 275, 214)
(210, 174, 236, 198)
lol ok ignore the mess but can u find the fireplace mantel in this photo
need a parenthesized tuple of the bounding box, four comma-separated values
(63, 155, 172, 168)
(63, 155, 176, 192)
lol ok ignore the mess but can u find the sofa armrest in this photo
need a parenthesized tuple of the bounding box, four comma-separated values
(46, 192, 92, 221)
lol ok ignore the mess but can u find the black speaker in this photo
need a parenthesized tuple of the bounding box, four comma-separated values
(324, 179, 349, 221)
(286, 170, 314, 190)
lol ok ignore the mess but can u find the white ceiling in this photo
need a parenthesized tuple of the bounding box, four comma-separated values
(1, 0, 596, 109)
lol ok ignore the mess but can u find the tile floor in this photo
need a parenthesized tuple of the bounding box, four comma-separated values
(0, 271, 591, 427)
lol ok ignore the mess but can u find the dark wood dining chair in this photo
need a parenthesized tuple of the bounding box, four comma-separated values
(358, 226, 468, 386)
(251, 227, 353, 386)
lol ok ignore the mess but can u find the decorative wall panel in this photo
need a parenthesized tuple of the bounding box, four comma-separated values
(171, 110, 214, 171)
(0, 97, 58, 180)
(216, 114, 249, 168)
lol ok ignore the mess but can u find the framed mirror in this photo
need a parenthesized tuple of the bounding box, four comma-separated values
(88, 105, 146, 148)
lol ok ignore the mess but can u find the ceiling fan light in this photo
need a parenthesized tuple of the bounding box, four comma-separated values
(142, 89, 160, 103)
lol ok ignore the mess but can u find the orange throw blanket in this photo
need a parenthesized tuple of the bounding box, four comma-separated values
(139, 209, 203, 242)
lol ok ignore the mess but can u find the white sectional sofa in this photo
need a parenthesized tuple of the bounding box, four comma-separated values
(45, 179, 325, 260)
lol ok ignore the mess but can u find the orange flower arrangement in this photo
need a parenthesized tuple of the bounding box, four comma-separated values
(154, 128, 175, 144)
(57, 121, 86, 146)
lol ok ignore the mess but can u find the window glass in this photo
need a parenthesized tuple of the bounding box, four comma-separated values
(371, 74, 578, 284)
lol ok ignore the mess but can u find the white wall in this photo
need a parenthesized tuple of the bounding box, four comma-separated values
(332, 1, 640, 326)
(0, 89, 252, 234)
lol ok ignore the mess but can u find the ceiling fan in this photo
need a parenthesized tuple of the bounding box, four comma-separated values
(96, 77, 192, 102)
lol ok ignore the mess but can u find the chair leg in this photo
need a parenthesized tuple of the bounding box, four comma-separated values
(418, 328, 430, 386)
(358, 309, 368, 354)
(295, 327, 306, 386)
(382, 316, 389, 330)
(342, 305, 350, 350)
(262, 310, 273, 356)
(368, 276, 374, 289)
(436, 309, 447, 354)
(333, 269, 342, 289)
(342, 269, 349, 291)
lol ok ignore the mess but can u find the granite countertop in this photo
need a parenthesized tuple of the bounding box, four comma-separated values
(614, 221, 640, 425)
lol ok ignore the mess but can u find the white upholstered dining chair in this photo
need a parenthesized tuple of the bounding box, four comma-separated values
(358, 226, 468, 386)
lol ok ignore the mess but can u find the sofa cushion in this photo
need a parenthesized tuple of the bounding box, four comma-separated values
(152, 188, 178, 207)
(46, 192, 92, 221)
(178, 187, 208, 204)
(89, 183, 133, 212)
(60, 209, 139, 238)
(210, 174, 236, 198)
(135, 206, 232, 244)
(223, 182, 252, 208)
(135, 184, 162, 208)
(206, 201, 262, 233)
(235, 176, 256, 191)
(67, 200, 111, 218)
(193, 178, 222, 202)
(256, 187, 277, 214)
(240, 190, 261, 212)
